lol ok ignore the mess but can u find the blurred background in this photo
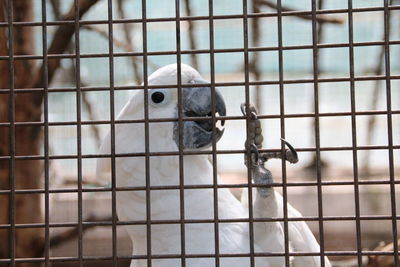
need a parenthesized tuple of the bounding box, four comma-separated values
(41, 0, 400, 172)
(1, 0, 399, 266)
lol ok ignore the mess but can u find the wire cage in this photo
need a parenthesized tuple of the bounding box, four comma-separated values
(0, 0, 400, 266)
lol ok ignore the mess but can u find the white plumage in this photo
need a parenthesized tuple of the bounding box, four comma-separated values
(97, 64, 331, 267)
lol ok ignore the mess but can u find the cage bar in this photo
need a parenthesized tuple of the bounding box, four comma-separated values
(1, 0, 399, 266)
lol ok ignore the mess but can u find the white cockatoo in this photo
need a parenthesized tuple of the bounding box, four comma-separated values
(97, 64, 331, 267)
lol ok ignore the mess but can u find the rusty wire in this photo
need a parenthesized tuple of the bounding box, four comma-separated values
(1, 0, 399, 266)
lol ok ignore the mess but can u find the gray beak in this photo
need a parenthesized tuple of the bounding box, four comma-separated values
(173, 79, 226, 149)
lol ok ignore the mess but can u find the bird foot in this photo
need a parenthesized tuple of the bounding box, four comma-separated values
(252, 163, 274, 199)
(240, 102, 299, 198)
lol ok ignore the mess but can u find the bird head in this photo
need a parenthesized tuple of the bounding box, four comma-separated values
(119, 64, 226, 151)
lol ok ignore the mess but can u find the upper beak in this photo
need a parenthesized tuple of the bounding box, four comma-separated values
(182, 79, 226, 125)
(173, 79, 226, 149)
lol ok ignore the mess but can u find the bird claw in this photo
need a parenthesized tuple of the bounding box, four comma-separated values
(240, 102, 298, 198)
(260, 139, 299, 164)
(240, 102, 298, 165)
(281, 138, 299, 164)
(241, 103, 263, 149)
(240, 103, 258, 120)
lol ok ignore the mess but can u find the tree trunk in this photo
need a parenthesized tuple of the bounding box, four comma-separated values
(0, 0, 44, 266)
(0, 0, 101, 265)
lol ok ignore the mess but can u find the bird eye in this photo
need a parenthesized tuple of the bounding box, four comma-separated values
(151, 91, 165, 104)
(149, 89, 170, 107)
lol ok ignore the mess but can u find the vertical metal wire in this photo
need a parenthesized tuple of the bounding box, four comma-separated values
(207, 0, 220, 265)
(174, 1, 186, 265)
(106, 0, 118, 265)
(346, 0, 362, 265)
(141, 0, 152, 265)
(6, 0, 15, 265)
(141, 2, 152, 267)
(276, 0, 290, 265)
(383, 0, 399, 265)
(310, 0, 326, 265)
(41, 0, 51, 265)
(73, 0, 83, 265)
(242, 0, 255, 266)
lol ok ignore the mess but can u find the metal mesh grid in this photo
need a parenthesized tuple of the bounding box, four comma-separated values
(0, 0, 399, 266)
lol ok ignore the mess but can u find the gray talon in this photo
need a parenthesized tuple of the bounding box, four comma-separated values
(281, 138, 298, 164)
(259, 139, 299, 164)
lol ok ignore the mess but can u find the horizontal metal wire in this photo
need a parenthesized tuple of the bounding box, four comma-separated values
(1, 74, 400, 94)
(0, 214, 399, 231)
(0, 250, 398, 264)
(0, 110, 399, 128)
(0, 144, 398, 161)
(0, 178, 399, 196)
(0, 5, 399, 28)
(1, 40, 400, 61)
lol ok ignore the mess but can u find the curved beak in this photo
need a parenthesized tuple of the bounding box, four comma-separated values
(182, 80, 226, 121)
(173, 80, 226, 149)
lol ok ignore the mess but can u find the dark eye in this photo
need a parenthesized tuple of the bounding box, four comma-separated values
(151, 91, 165, 104)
